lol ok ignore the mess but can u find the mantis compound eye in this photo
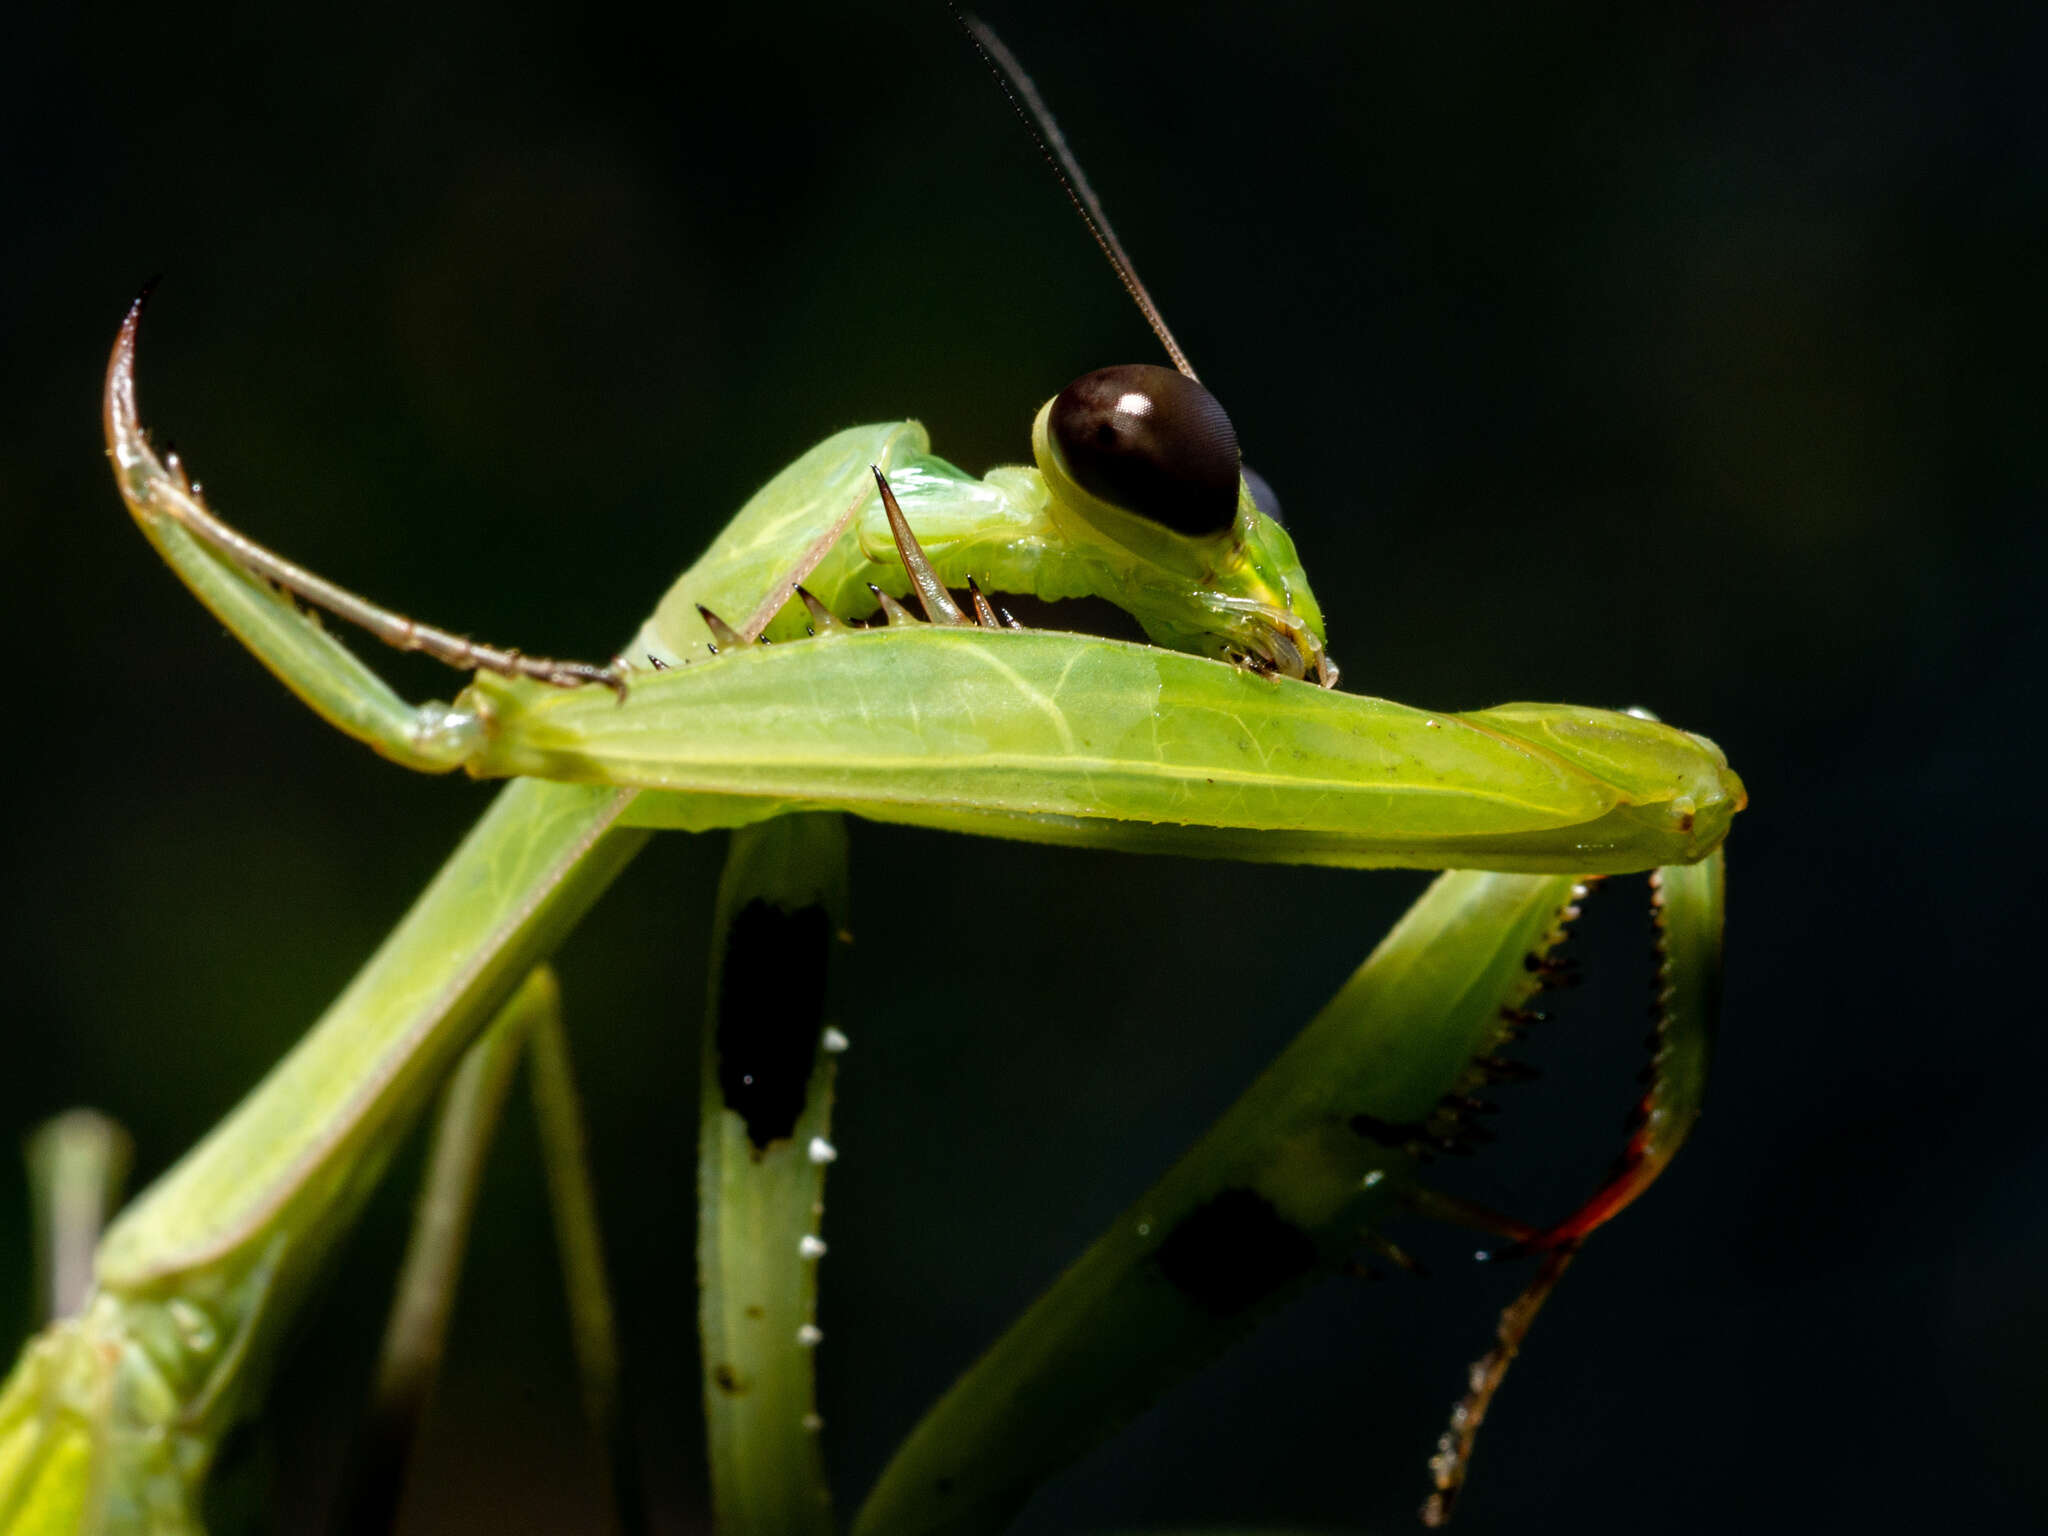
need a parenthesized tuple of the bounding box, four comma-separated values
(1049, 364, 1241, 536)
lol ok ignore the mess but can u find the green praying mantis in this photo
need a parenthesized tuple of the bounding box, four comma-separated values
(0, 26, 1744, 1535)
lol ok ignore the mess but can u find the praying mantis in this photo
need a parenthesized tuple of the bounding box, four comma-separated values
(0, 21, 1744, 1535)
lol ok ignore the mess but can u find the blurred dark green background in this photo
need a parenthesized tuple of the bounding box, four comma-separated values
(3, 1, 2041, 1531)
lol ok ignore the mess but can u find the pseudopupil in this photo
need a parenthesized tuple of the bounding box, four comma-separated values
(1050, 364, 1241, 536)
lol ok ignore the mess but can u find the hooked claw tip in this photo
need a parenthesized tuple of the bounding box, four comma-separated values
(115, 280, 162, 359)
(106, 288, 158, 470)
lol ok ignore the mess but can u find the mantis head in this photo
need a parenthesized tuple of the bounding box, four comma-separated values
(1032, 363, 1336, 686)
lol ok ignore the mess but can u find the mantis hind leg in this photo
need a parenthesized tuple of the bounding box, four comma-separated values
(691, 497, 997, 1534)
(697, 813, 849, 1536)
(336, 966, 633, 1536)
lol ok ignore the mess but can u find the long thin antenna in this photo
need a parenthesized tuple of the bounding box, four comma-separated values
(956, 8, 1198, 381)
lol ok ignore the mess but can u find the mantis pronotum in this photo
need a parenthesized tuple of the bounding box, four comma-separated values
(1, 24, 1743, 1535)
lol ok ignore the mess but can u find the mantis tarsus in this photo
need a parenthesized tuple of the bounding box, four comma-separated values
(2, 27, 1743, 1534)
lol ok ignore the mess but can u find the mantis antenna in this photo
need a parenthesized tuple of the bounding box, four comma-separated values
(955, 8, 1201, 382)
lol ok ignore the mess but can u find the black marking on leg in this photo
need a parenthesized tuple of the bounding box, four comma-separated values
(715, 899, 831, 1150)
(1153, 1188, 1319, 1317)
(712, 1363, 746, 1395)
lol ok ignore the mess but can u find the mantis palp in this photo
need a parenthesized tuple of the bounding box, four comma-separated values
(1, 28, 1744, 1534)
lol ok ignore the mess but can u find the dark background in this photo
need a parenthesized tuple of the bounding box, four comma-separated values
(2, 2, 2041, 1531)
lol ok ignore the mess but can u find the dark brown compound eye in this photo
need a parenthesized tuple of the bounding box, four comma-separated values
(1049, 364, 1241, 536)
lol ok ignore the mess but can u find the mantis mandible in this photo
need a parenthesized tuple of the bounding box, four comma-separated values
(0, 23, 1744, 1534)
